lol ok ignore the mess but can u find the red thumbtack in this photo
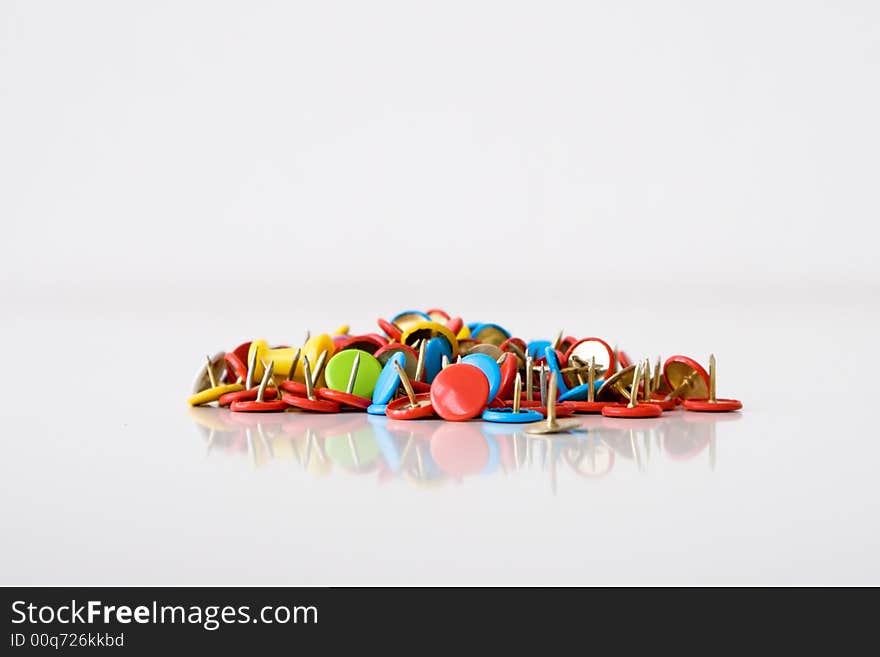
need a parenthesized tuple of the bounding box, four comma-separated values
(230, 361, 287, 412)
(282, 355, 341, 413)
(682, 355, 743, 412)
(602, 362, 662, 418)
(385, 362, 435, 420)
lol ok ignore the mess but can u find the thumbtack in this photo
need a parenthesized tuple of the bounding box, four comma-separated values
(563, 337, 615, 380)
(482, 373, 543, 423)
(219, 348, 284, 406)
(602, 362, 662, 418)
(461, 353, 503, 401)
(495, 352, 519, 400)
(651, 356, 671, 398)
(560, 356, 611, 413)
(524, 374, 581, 434)
(543, 346, 570, 395)
(409, 338, 431, 393)
(188, 354, 245, 406)
(641, 358, 675, 411)
(318, 352, 374, 410)
(230, 361, 287, 412)
(682, 355, 743, 412)
(377, 318, 403, 341)
(430, 363, 490, 422)
(282, 355, 341, 413)
(596, 364, 638, 403)
(385, 362, 435, 420)
(663, 355, 710, 400)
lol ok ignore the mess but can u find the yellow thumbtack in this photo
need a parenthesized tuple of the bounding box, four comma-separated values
(333, 324, 350, 335)
(187, 355, 244, 406)
(525, 374, 581, 434)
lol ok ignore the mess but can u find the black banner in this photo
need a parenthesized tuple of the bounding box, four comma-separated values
(0, 586, 866, 653)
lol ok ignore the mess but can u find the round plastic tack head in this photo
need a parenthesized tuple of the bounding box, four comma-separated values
(224, 352, 248, 383)
(281, 393, 341, 413)
(496, 353, 519, 399)
(470, 323, 511, 346)
(527, 340, 552, 360)
(663, 355, 710, 400)
(425, 308, 450, 322)
(336, 334, 386, 354)
(279, 380, 307, 396)
(188, 383, 244, 406)
(386, 393, 435, 420)
(324, 349, 383, 398)
(400, 321, 459, 358)
(424, 336, 453, 383)
(410, 380, 431, 393)
(565, 400, 612, 414)
(366, 403, 388, 416)
(542, 346, 570, 395)
(391, 310, 432, 332)
(481, 407, 544, 424)
(230, 398, 288, 413)
(374, 343, 419, 378)
(430, 363, 490, 422)
(317, 388, 372, 410)
(617, 350, 633, 369)
(445, 316, 464, 334)
(372, 352, 406, 405)
(461, 353, 502, 401)
(601, 403, 663, 419)
(564, 337, 616, 378)
(218, 387, 278, 407)
(377, 318, 402, 341)
(682, 398, 743, 412)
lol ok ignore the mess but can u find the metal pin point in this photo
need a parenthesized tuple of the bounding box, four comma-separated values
(627, 363, 641, 409)
(441, 354, 450, 370)
(286, 348, 301, 382)
(394, 361, 418, 408)
(643, 359, 651, 401)
(256, 360, 274, 403)
(302, 355, 315, 400)
(653, 356, 662, 392)
(587, 356, 596, 403)
(525, 356, 534, 403)
(245, 346, 258, 390)
(539, 364, 547, 407)
(552, 329, 563, 351)
(311, 349, 328, 386)
(205, 355, 217, 389)
(414, 340, 427, 382)
(709, 353, 717, 404)
(512, 372, 523, 414)
(346, 353, 361, 395)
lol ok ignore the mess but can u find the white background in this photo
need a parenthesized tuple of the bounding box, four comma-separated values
(1, 1, 878, 585)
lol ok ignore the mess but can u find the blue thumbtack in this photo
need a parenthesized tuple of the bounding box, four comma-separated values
(424, 336, 453, 383)
(527, 339, 551, 360)
(372, 352, 406, 406)
(543, 345, 570, 395)
(461, 352, 502, 401)
(481, 373, 543, 423)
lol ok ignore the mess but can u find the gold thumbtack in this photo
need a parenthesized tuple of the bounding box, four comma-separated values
(256, 360, 275, 403)
(512, 372, 523, 414)
(709, 353, 717, 403)
(302, 355, 316, 400)
(394, 361, 419, 408)
(552, 329, 563, 350)
(205, 355, 217, 388)
(415, 339, 427, 382)
(539, 363, 548, 407)
(596, 364, 637, 402)
(525, 375, 581, 435)
(346, 352, 361, 395)
(286, 348, 302, 382)
(245, 345, 258, 390)
(627, 363, 642, 409)
(311, 349, 328, 386)
(588, 356, 596, 403)
(525, 356, 534, 403)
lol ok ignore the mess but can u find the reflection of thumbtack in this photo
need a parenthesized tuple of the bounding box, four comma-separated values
(525, 375, 581, 434)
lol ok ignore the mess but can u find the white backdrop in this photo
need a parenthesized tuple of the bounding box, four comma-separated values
(2, 0, 879, 295)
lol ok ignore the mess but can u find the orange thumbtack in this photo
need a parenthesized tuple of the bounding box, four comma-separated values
(230, 361, 286, 412)
(663, 355, 710, 400)
(602, 362, 662, 418)
(317, 352, 373, 410)
(282, 355, 340, 413)
(188, 355, 245, 406)
(682, 355, 742, 412)
(385, 362, 435, 420)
